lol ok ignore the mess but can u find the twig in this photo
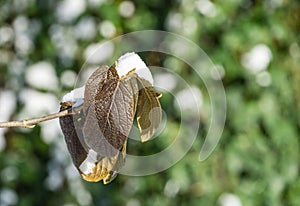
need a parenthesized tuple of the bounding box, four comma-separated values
(0, 105, 83, 128)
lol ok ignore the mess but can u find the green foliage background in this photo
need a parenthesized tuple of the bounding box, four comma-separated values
(0, 0, 300, 205)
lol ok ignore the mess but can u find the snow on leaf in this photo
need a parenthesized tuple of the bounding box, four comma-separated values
(59, 53, 162, 184)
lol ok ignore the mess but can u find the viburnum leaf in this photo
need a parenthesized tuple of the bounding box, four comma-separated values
(59, 52, 162, 184)
(59, 104, 87, 169)
(136, 77, 162, 142)
(81, 65, 138, 183)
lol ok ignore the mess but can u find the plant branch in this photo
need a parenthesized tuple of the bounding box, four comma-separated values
(0, 105, 83, 129)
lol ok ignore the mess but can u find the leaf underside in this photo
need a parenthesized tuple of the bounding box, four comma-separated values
(59, 106, 87, 168)
(136, 77, 162, 142)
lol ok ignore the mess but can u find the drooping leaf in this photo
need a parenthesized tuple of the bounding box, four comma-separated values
(84, 66, 135, 152)
(59, 54, 162, 184)
(84, 65, 110, 110)
(136, 77, 162, 142)
(59, 104, 87, 170)
(80, 65, 138, 183)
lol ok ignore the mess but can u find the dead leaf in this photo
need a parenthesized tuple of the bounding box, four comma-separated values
(79, 65, 138, 183)
(60, 57, 162, 184)
(59, 105, 87, 170)
(136, 77, 162, 142)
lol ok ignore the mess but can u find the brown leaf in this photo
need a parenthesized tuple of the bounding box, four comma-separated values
(80, 65, 138, 182)
(60, 62, 162, 184)
(136, 78, 162, 142)
(84, 66, 138, 153)
(81, 140, 127, 184)
(59, 105, 88, 170)
(84, 65, 110, 112)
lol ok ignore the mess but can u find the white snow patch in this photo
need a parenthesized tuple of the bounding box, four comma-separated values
(0, 188, 18, 206)
(60, 70, 77, 87)
(13, 16, 33, 56)
(72, 99, 84, 108)
(164, 179, 180, 197)
(0, 90, 17, 151)
(264, 0, 283, 10)
(44, 163, 64, 191)
(14, 33, 33, 56)
(174, 87, 203, 112)
(118, 1, 135, 18)
(0, 90, 17, 122)
(196, 0, 217, 18)
(1, 166, 19, 182)
(126, 199, 141, 206)
(51, 139, 70, 164)
(49, 24, 78, 60)
(210, 64, 225, 80)
(65, 162, 81, 181)
(79, 66, 98, 86)
(25, 61, 58, 91)
(56, 0, 86, 22)
(12, 16, 29, 33)
(289, 42, 300, 58)
(256, 71, 272, 87)
(84, 41, 114, 64)
(18, 89, 58, 118)
(182, 16, 198, 35)
(218, 193, 242, 206)
(0, 25, 14, 45)
(169, 40, 190, 57)
(88, 0, 106, 7)
(241, 44, 272, 74)
(61, 86, 85, 108)
(99, 20, 116, 38)
(74, 17, 96, 40)
(41, 120, 61, 144)
(166, 12, 183, 32)
(154, 73, 177, 91)
(116, 52, 153, 85)
(79, 149, 98, 175)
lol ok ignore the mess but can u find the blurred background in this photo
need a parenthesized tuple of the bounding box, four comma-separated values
(0, 0, 300, 205)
